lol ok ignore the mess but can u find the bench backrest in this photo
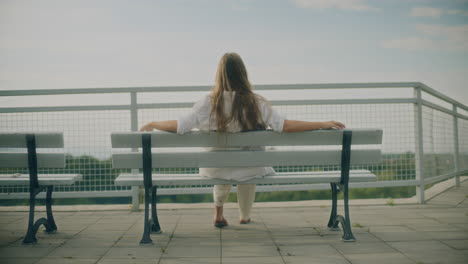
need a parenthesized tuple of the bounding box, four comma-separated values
(0, 133, 66, 169)
(111, 129, 382, 169)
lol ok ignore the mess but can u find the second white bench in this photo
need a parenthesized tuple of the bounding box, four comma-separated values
(0, 132, 82, 244)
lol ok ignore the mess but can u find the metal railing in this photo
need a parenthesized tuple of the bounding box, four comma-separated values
(1, 82, 467, 205)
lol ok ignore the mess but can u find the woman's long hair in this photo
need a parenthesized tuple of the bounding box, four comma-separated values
(211, 53, 266, 132)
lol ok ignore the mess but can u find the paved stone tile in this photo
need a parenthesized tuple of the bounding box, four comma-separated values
(163, 244, 221, 258)
(172, 224, 220, 238)
(168, 237, 219, 247)
(221, 222, 268, 232)
(96, 217, 139, 224)
(221, 229, 271, 238)
(1, 222, 29, 231)
(36, 258, 99, 264)
(344, 233, 381, 243)
(274, 235, 334, 245)
(0, 258, 38, 264)
(371, 231, 431, 242)
(434, 217, 468, 224)
(172, 230, 220, 238)
(9, 238, 66, 248)
(0, 216, 23, 224)
(331, 241, 397, 254)
(385, 218, 442, 225)
(114, 236, 169, 247)
(159, 257, 220, 264)
(283, 255, 349, 264)
(0, 236, 19, 247)
(268, 227, 319, 236)
(124, 226, 176, 237)
(35, 230, 81, 239)
(74, 230, 125, 240)
(452, 223, 468, 230)
(0, 246, 54, 258)
(222, 244, 280, 257)
(86, 223, 135, 231)
(425, 231, 468, 240)
(406, 223, 464, 232)
(47, 247, 110, 258)
(222, 235, 276, 246)
(280, 244, 340, 257)
(103, 247, 163, 259)
(61, 237, 117, 248)
(441, 239, 468, 250)
(389, 240, 468, 264)
(344, 252, 414, 264)
(98, 259, 158, 264)
(421, 211, 467, 218)
(223, 256, 284, 264)
(367, 225, 413, 232)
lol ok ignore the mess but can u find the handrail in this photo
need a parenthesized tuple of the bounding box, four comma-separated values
(417, 83, 468, 112)
(1, 81, 465, 111)
(0, 98, 418, 113)
(0, 82, 421, 96)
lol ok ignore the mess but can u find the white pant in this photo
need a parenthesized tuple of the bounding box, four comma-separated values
(213, 184, 256, 220)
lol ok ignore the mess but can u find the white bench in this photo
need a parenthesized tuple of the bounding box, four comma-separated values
(0, 133, 82, 244)
(111, 129, 382, 244)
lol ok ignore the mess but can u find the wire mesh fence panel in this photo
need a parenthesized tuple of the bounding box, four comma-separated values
(0, 110, 132, 193)
(421, 106, 456, 179)
(458, 117, 468, 172)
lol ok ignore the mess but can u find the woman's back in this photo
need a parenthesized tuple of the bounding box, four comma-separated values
(177, 91, 285, 135)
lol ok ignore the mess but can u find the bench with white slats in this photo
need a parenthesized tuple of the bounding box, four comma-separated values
(0, 133, 82, 244)
(111, 129, 382, 244)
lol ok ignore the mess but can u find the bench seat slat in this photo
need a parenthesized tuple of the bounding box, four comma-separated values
(114, 170, 377, 186)
(112, 149, 381, 168)
(0, 133, 64, 148)
(112, 129, 383, 148)
(0, 174, 82, 186)
(0, 153, 65, 168)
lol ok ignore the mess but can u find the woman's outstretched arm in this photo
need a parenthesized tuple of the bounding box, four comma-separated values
(282, 120, 345, 133)
(139, 120, 177, 132)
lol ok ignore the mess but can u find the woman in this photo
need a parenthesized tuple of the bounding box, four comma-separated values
(140, 52, 345, 227)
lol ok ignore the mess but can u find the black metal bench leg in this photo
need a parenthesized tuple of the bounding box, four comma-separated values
(341, 183, 356, 242)
(327, 183, 340, 231)
(150, 187, 162, 234)
(140, 186, 152, 245)
(22, 187, 39, 244)
(45, 185, 57, 233)
(140, 133, 153, 245)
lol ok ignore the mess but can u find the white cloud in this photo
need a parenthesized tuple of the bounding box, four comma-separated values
(447, 9, 468, 16)
(381, 37, 439, 51)
(409, 7, 468, 18)
(415, 24, 468, 42)
(409, 7, 443, 17)
(291, 0, 378, 11)
(382, 24, 468, 52)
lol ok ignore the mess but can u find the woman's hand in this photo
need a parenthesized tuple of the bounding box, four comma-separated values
(139, 120, 177, 133)
(139, 122, 155, 132)
(322, 121, 346, 129)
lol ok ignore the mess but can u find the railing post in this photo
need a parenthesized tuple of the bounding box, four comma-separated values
(453, 104, 460, 187)
(414, 87, 425, 203)
(130, 92, 140, 211)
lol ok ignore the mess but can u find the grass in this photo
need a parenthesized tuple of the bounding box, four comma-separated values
(386, 198, 395, 206)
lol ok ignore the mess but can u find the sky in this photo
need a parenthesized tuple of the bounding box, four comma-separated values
(1, 0, 468, 106)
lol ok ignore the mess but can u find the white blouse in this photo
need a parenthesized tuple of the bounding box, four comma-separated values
(177, 92, 286, 181)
